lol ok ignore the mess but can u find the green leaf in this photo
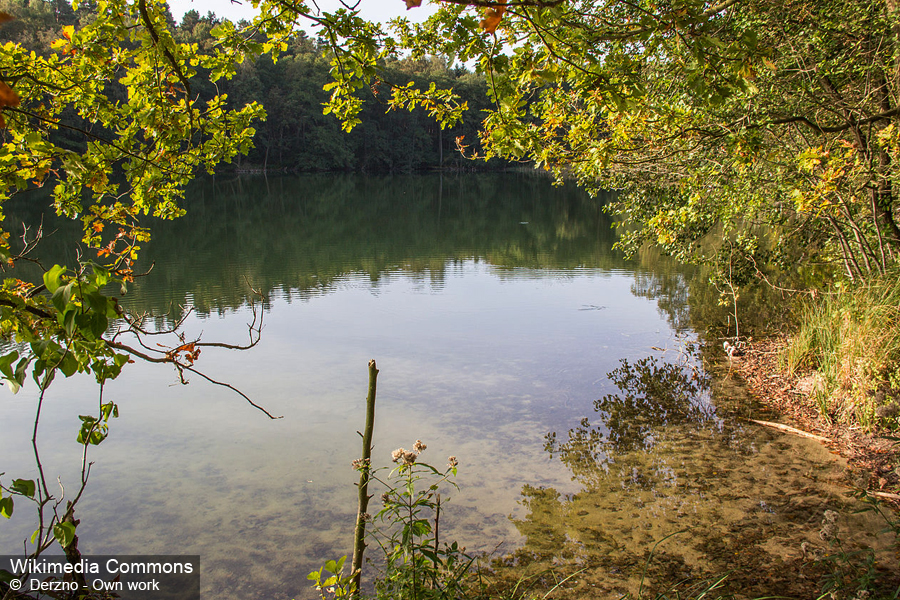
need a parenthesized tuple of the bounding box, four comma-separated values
(76, 416, 97, 444)
(53, 521, 76, 548)
(0, 496, 13, 518)
(0, 351, 18, 380)
(63, 309, 77, 337)
(11, 479, 35, 498)
(87, 292, 109, 315)
(5, 378, 21, 395)
(14, 356, 29, 384)
(51, 281, 75, 313)
(90, 265, 110, 288)
(90, 312, 109, 339)
(100, 401, 118, 421)
(59, 353, 78, 378)
(43, 265, 66, 294)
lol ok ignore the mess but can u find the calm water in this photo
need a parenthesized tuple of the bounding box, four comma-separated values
(0, 174, 892, 598)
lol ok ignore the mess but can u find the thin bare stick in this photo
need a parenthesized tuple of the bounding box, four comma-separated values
(180, 364, 282, 420)
(433, 493, 441, 568)
(351, 359, 379, 598)
(868, 490, 900, 501)
(748, 419, 831, 442)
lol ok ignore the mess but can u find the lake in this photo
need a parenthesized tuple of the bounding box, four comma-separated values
(0, 174, 892, 599)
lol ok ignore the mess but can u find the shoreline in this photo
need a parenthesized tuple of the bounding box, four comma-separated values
(726, 335, 900, 498)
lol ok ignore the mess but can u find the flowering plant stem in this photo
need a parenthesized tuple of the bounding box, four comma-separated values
(351, 359, 379, 597)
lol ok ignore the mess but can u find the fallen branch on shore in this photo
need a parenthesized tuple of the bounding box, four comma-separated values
(868, 490, 900, 501)
(748, 419, 831, 442)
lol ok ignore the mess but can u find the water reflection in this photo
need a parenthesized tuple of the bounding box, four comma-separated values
(489, 357, 894, 599)
(3, 173, 627, 321)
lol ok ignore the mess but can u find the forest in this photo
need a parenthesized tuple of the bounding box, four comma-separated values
(2, 0, 900, 598)
(0, 0, 500, 172)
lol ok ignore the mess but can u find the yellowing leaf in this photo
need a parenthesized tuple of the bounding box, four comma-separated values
(480, 4, 506, 33)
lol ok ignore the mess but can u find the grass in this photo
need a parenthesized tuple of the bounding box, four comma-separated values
(782, 267, 900, 428)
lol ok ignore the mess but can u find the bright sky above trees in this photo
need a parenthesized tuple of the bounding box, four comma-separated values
(166, 0, 437, 24)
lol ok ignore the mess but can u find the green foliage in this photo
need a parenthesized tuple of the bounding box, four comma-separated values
(216, 36, 494, 172)
(241, 0, 900, 286)
(312, 443, 472, 600)
(0, 0, 267, 398)
(783, 268, 900, 428)
(76, 401, 118, 445)
(0, 0, 269, 561)
(52, 521, 75, 548)
(370, 453, 473, 600)
(10, 478, 35, 498)
(308, 555, 357, 599)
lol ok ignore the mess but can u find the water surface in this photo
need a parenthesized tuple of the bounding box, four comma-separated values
(0, 174, 892, 599)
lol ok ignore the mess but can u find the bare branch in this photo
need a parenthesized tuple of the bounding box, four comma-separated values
(180, 363, 282, 420)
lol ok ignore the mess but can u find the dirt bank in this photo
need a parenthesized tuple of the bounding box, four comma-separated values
(727, 335, 900, 497)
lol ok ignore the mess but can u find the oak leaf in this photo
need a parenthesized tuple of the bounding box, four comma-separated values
(405, 0, 422, 8)
(0, 81, 19, 107)
(480, 4, 506, 33)
(0, 81, 20, 129)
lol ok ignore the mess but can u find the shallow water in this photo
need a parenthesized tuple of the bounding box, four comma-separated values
(0, 174, 893, 599)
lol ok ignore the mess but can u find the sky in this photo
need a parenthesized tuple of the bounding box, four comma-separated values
(166, 0, 439, 25)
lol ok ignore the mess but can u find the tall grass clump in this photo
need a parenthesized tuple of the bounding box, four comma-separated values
(783, 268, 900, 428)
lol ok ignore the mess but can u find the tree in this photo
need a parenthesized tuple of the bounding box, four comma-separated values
(256, 0, 899, 281)
(0, 0, 271, 561)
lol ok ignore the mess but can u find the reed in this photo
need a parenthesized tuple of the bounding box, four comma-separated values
(783, 268, 900, 427)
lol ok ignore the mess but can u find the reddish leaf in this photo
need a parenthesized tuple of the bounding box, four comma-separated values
(480, 4, 506, 33)
(405, 0, 422, 8)
(0, 81, 20, 109)
(0, 79, 20, 128)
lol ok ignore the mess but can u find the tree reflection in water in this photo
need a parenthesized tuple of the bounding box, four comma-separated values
(485, 357, 893, 599)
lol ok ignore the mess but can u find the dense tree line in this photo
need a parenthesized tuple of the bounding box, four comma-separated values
(174, 9, 500, 172)
(0, 0, 499, 173)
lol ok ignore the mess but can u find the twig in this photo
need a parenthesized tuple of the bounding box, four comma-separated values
(180, 364, 282, 420)
(868, 490, 900, 501)
(748, 418, 831, 442)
